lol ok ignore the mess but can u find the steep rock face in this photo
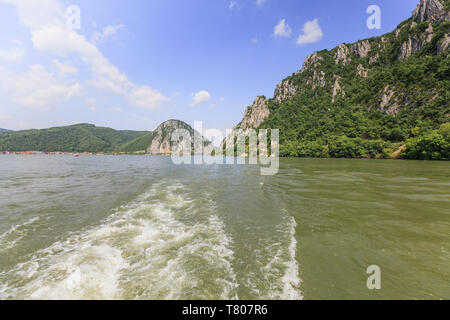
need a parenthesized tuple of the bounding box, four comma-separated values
(412, 0, 449, 23)
(300, 52, 323, 72)
(147, 120, 209, 155)
(274, 80, 297, 103)
(332, 75, 345, 103)
(351, 40, 371, 58)
(335, 44, 351, 65)
(397, 22, 436, 60)
(398, 34, 426, 60)
(437, 33, 450, 53)
(357, 64, 369, 78)
(306, 70, 326, 88)
(235, 96, 270, 130)
(228, 0, 449, 135)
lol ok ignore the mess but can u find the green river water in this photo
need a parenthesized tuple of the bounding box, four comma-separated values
(0, 155, 449, 299)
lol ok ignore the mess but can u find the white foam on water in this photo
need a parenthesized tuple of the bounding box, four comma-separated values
(280, 216, 303, 300)
(248, 214, 303, 300)
(0, 216, 40, 251)
(0, 181, 238, 300)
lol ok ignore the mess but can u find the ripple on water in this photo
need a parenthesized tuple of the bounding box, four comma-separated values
(0, 182, 238, 300)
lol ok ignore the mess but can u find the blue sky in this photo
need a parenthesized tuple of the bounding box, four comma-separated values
(0, 0, 420, 132)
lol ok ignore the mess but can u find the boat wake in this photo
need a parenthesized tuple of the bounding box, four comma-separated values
(0, 182, 237, 300)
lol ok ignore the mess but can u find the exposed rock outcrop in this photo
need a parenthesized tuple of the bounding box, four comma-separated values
(437, 33, 450, 53)
(332, 75, 345, 103)
(305, 70, 326, 89)
(378, 86, 403, 115)
(397, 22, 436, 60)
(147, 120, 210, 155)
(335, 44, 351, 65)
(352, 40, 371, 58)
(398, 36, 424, 60)
(234, 96, 270, 130)
(412, 0, 449, 23)
(274, 79, 297, 102)
(357, 64, 369, 78)
(300, 52, 323, 72)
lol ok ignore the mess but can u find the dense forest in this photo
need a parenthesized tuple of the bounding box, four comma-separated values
(0, 124, 148, 153)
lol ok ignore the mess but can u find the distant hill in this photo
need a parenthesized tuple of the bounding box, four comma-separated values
(120, 119, 211, 154)
(0, 124, 148, 153)
(0, 129, 11, 133)
(0, 121, 210, 154)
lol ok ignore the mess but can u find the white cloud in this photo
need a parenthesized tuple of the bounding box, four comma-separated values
(1, 0, 168, 111)
(107, 106, 122, 114)
(229, 1, 237, 10)
(53, 59, 78, 76)
(0, 47, 26, 62)
(0, 64, 82, 109)
(128, 86, 168, 110)
(296, 18, 323, 45)
(255, 0, 265, 7)
(250, 37, 258, 44)
(92, 24, 125, 44)
(190, 90, 211, 107)
(274, 19, 292, 38)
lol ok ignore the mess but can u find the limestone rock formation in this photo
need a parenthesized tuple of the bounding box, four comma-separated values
(147, 120, 210, 155)
(412, 0, 449, 23)
(351, 40, 371, 58)
(234, 96, 270, 130)
(274, 79, 298, 103)
(335, 44, 351, 65)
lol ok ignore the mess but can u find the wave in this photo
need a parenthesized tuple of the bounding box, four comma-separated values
(0, 182, 238, 300)
(0, 217, 40, 251)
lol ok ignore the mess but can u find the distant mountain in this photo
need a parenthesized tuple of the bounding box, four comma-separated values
(227, 0, 450, 160)
(120, 119, 211, 154)
(0, 121, 210, 154)
(0, 129, 11, 133)
(0, 123, 148, 153)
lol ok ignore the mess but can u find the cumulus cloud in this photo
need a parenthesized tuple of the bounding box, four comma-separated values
(0, 64, 82, 109)
(0, 47, 26, 63)
(190, 90, 211, 107)
(229, 1, 237, 10)
(92, 24, 125, 44)
(128, 86, 168, 110)
(296, 18, 323, 45)
(1, 0, 168, 111)
(274, 19, 292, 38)
(53, 59, 78, 76)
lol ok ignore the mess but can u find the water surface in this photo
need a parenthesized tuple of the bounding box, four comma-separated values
(0, 155, 449, 299)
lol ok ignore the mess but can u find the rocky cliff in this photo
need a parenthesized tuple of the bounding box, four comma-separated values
(148, 120, 210, 155)
(230, 0, 449, 131)
(226, 0, 449, 159)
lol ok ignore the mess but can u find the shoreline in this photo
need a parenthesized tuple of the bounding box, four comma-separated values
(1, 152, 448, 161)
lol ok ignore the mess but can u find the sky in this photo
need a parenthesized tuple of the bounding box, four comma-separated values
(0, 0, 420, 133)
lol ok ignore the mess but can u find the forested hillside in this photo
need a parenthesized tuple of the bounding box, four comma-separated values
(0, 124, 148, 153)
(230, 0, 450, 160)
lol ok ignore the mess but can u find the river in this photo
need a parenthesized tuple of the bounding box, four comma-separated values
(0, 155, 448, 299)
